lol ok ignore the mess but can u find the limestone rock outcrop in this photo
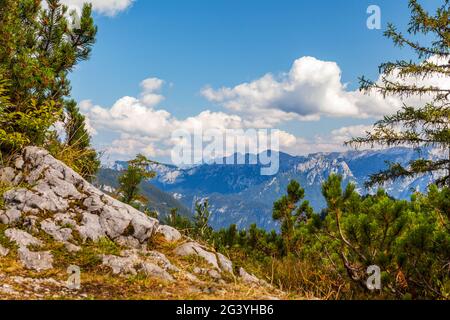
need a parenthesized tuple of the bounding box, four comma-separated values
(0, 147, 265, 288)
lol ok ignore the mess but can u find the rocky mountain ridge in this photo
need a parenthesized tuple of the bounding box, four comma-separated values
(105, 147, 444, 230)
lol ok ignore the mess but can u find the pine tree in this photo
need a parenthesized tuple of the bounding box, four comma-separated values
(0, 0, 97, 109)
(0, 0, 97, 158)
(61, 99, 100, 179)
(272, 180, 313, 255)
(168, 208, 179, 226)
(319, 174, 449, 298)
(347, 0, 450, 187)
(117, 154, 156, 207)
(194, 199, 212, 239)
(224, 224, 238, 247)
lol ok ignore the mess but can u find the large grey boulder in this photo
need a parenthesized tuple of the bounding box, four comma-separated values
(0, 147, 171, 274)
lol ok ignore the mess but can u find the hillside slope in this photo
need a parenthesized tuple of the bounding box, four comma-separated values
(0, 147, 285, 300)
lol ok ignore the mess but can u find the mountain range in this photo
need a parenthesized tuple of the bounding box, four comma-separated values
(98, 147, 445, 230)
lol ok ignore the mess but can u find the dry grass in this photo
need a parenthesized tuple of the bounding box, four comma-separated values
(48, 141, 99, 180)
(263, 256, 348, 300)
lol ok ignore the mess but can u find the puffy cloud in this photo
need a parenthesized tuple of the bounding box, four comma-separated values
(140, 78, 164, 92)
(80, 96, 173, 138)
(330, 125, 373, 143)
(60, 0, 134, 16)
(201, 57, 389, 121)
(202, 56, 449, 123)
(139, 77, 165, 107)
(105, 134, 169, 159)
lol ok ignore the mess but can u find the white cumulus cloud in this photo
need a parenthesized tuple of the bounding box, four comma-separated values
(202, 56, 449, 123)
(60, 0, 134, 16)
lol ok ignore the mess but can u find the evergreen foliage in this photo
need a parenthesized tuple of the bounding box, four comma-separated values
(194, 199, 213, 239)
(179, 175, 449, 299)
(118, 154, 156, 208)
(348, 0, 450, 187)
(272, 180, 313, 255)
(0, 0, 98, 176)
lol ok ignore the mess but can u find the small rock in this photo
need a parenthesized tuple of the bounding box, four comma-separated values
(193, 267, 202, 274)
(99, 206, 132, 240)
(239, 267, 260, 285)
(263, 296, 281, 300)
(116, 236, 145, 250)
(156, 225, 182, 242)
(46, 175, 82, 200)
(130, 213, 159, 243)
(188, 285, 202, 293)
(185, 272, 200, 283)
(29, 182, 70, 212)
(5, 228, 43, 248)
(53, 213, 77, 228)
(174, 242, 220, 270)
(202, 287, 218, 294)
(148, 250, 179, 272)
(13, 172, 23, 185)
(0, 284, 19, 296)
(83, 195, 105, 213)
(102, 254, 139, 275)
(64, 242, 81, 253)
(0, 244, 10, 257)
(208, 269, 222, 280)
(14, 157, 25, 170)
(23, 215, 40, 233)
(0, 167, 16, 185)
(193, 267, 222, 280)
(0, 208, 21, 225)
(217, 253, 233, 274)
(77, 212, 105, 242)
(18, 248, 53, 271)
(141, 262, 174, 282)
(40, 219, 73, 242)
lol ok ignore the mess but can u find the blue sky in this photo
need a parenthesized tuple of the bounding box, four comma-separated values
(64, 0, 444, 162)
